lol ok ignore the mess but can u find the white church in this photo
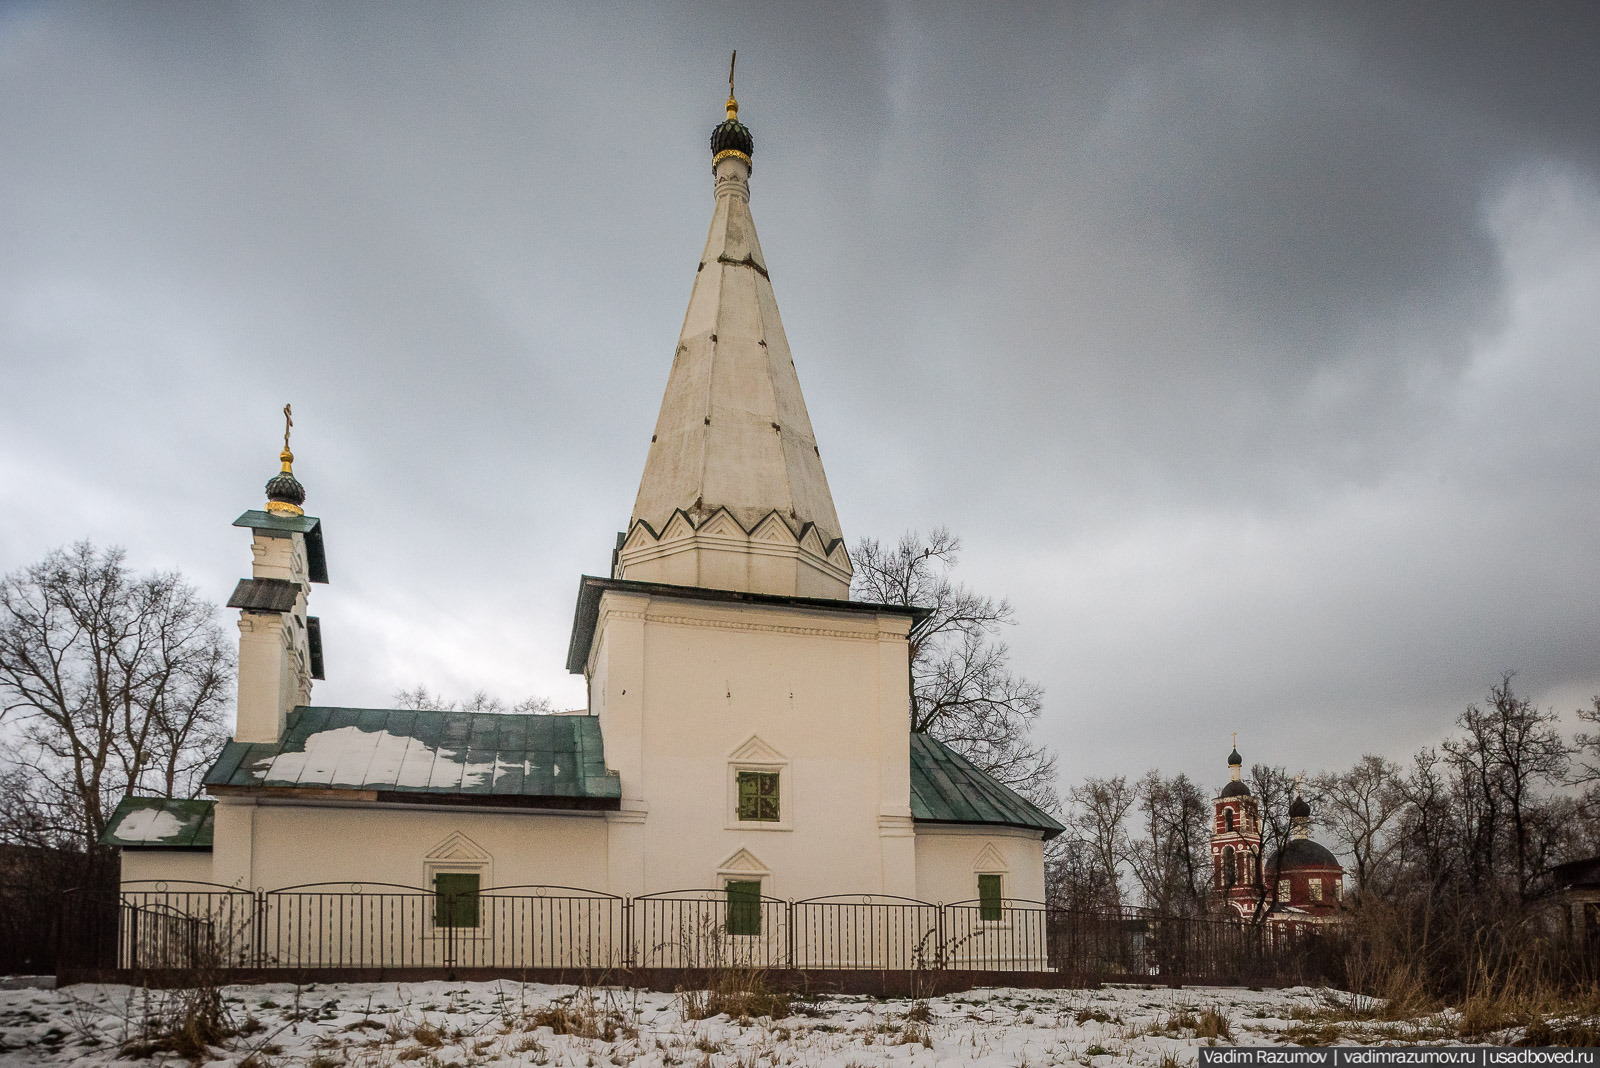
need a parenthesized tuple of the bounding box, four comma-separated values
(102, 79, 1062, 937)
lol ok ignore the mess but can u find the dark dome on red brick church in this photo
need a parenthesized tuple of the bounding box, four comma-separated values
(1288, 796, 1311, 819)
(1273, 837, 1339, 868)
(1220, 743, 1249, 796)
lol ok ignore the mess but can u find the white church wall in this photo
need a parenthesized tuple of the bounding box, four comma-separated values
(912, 825, 1047, 906)
(589, 589, 914, 902)
(121, 850, 214, 886)
(210, 802, 610, 892)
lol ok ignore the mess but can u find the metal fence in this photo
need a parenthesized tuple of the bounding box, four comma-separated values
(58, 882, 1328, 984)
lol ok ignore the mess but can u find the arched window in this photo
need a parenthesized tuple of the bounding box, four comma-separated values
(1224, 808, 1235, 832)
(1223, 846, 1236, 887)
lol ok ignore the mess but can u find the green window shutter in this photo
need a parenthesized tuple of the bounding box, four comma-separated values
(978, 874, 1003, 921)
(725, 880, 762, 936)
(736, 771, 780, 822)
(435, 872, 480, 928)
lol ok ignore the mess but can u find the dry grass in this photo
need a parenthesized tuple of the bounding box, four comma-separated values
(679, 967, 793, 1022)
(893, 1020, 933, 1048)
(1195, 1008, 1231, 1040)
(517, 988, 636, 1042)
(1283, 1021, 1344, 1046)
(116, 952, 237, 1061)
(409, 1021, 444, 1048)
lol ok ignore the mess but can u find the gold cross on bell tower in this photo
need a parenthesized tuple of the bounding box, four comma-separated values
(280, 403, 295, 472)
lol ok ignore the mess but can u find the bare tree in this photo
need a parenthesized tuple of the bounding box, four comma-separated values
(0, 543, 232, 849)
(1047, 835, 1111, 912)
(1573, 696, 1600, 783)
(1391, 745, 1460, 898)
(1310, 754, 1406, 898)
(851, 528, 1057, 807)
(1243, 763, 1296, 919)
(392, 685, 554, 714)
(1128, 770, 1210, 915)
(1441, 674, 1567, 900)
(1067, 775, 1135, 909)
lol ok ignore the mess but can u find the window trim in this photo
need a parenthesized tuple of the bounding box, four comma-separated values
(726, 738, 792, 831)
(422, 835, 492, 938)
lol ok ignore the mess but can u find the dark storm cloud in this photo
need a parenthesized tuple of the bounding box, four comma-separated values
(2, 1, 1597, 794)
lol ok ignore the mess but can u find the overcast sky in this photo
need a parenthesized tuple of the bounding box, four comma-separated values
(3, 2, 1598, 798)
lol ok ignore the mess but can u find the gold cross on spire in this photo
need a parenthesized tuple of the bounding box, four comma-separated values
(281, 403, 295, 471)
(1232, 730, 1237, 749)
(726, 50, 739, 120)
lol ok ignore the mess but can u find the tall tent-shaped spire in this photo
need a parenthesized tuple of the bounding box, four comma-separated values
(617, 61, 851, 598)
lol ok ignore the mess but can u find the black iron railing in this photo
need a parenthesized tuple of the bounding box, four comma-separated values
(58, 882, 1329, 983)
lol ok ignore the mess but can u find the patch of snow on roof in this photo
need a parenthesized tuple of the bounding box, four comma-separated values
(253, 726, 458, 789)
(114, 807, 186, 842)
(460, 754, 495, 789)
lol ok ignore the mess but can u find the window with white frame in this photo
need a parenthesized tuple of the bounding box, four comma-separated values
(424, 832, 492, 932)
(1308, 877, 1323, 901)
(726, 736, 790, 830)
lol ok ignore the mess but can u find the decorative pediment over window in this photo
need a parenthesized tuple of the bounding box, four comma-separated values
(425, 831, 491, 863)
(728, 735, 786, 764)
(717, 847, 771, 877)
(972, 842, 1009, 873)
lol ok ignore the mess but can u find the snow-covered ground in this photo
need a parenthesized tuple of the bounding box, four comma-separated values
(0, 980, 1501, 1066)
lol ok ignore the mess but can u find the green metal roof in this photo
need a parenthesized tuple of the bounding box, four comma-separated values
(233, 510, 329, 583)
(227, 577, 300, 612)
(203, 707, 620, 808)
(909, 733, 1064, 839)
(100, 797, 216, 849)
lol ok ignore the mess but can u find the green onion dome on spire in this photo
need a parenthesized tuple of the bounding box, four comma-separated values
(265, 447, 306, 516)
(711, 51, 753, 168)
(711, 108, 752, 164)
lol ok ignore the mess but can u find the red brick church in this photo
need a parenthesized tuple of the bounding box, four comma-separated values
(1211, 743, 1345, 931)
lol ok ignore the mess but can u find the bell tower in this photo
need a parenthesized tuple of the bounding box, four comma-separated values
(1211, 739, 1263, 916)
(227, 405, 328, 744)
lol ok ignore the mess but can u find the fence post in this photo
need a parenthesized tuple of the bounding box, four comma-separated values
(622, 897, 633, 970)
(54, 891, 67, 976)
(254, 891, 265, 969)
(785, 900, 795, 970)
